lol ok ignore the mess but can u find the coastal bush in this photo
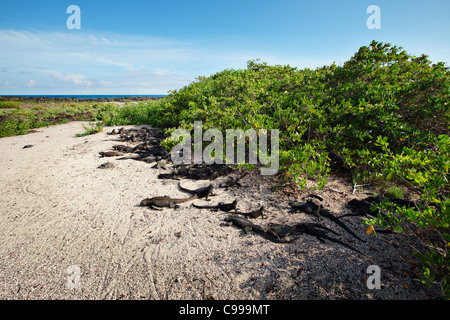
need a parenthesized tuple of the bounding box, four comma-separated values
(131, 40, 449, 297)
(103, 101, 158, 126)
(143, 41, 448, 186)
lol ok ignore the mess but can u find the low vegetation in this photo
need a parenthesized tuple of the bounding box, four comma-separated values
(0, 99, 117, 138)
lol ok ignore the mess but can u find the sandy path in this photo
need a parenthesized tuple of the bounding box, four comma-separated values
(0, 122, 441, 299)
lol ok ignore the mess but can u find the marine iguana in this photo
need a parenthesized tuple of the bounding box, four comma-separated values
(193, 199, 237, 212)
(289, 198, 366, 243)
(151, 159, 169, 170)
(99, 151, 124, 157)
(288, 194, 323, 218)
(219, 172, 249, 189)
(140, 195, 197, 210)
(234, 206, 265, 219)
(178, 182, 215, 200)
(158, 173, 178, 179)
(341, 198, 385, 219)
(263, 221, 338, 239)
(112, 145, 135, 153)
(305, 194, 323, 218)
(224, 215, 296, 243)
(295, 222, 362, 254)
(263, 223, 297, 238)
(257, 221, 361, 253)
(341, 196, 414, 219)
(97, 162, 115, 169)
(116, 152, 160, 163)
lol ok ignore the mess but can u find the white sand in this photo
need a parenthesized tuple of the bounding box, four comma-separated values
(0, 122, 441, 299)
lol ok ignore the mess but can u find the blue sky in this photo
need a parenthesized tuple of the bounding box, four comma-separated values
(0, 0, 449, 95)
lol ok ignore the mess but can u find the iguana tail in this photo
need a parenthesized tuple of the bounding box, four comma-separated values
(176, 194, 198, 203)
(306, 223, 340, 236)
(192, 203, 216, 209)
(177, 181, 195, 194)
(315, 233, 362, 254)
(321, 210, 366, 243)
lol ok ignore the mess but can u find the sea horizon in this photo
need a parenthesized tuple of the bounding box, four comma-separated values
(1, 94, 167, 99)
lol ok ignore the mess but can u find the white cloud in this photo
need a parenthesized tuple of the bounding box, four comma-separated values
(99, 80, 113, 87)
(42, 70, 92, 87)
(0, 28, 333, 94)
(0, 29, 201, 93)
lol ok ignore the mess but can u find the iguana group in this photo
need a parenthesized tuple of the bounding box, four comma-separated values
(289, 195, 366, 243)
(224, 215, 297, 243)
(224, 215, 361, 252)
(263, 222, 362, 253)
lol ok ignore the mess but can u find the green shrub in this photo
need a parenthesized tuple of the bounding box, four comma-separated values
(101, 101, 159, 126)
(76, 120, 104, 137)
(385, 185, 404, 200)
(132, 41, 448, 297)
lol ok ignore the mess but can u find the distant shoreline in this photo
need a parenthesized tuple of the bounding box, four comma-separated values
(0, 95, 166, 102)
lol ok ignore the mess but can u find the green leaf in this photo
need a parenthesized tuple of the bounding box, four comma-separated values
(386, 170, 395, 180)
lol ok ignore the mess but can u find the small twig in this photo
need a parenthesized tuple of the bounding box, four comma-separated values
(352, 183, 371, 194)
(204, 273, 218, 288)
(329, 188, 343, 194)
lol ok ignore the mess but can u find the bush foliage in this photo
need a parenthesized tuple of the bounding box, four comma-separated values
(119, 40, 448, 297)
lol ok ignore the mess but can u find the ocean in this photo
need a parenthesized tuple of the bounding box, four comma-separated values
(2, 95, 167, 99)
